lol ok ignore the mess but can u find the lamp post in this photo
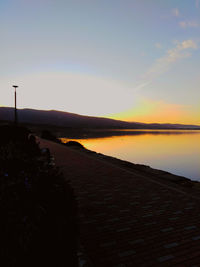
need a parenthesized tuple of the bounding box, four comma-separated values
(13, 85, 18, 125)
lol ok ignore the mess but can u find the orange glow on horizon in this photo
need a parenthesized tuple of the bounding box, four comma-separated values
(107, 99, 200, 125)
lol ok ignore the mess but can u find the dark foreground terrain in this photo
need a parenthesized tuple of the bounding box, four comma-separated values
(0, 125, 78, 267)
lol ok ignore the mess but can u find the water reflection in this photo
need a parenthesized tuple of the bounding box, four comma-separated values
(61, 130, 200, 181)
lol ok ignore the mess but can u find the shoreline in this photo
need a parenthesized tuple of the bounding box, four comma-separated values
(37, 133, 200, 195)
(64, 143, 200, 193)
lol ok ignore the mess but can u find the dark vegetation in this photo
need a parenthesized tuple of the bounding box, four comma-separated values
(63, 140, 85, 149)
(41, 129, 85, 149)
(0, 125, 78, 267)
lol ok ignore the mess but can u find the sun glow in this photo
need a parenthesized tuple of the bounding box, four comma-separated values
(108, 99, 200, 125)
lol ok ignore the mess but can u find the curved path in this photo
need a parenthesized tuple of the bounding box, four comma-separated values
(39, 138, 200, 267)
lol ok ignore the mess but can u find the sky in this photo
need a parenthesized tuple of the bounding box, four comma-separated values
(0, 0, 200, 125)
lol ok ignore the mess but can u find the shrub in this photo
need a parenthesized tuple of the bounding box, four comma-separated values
(64, 140, 85, 149)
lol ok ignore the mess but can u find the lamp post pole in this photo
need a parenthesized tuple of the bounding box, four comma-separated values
(13, 85, 18, 125)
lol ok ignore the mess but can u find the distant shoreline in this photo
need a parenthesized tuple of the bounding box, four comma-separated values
(58, 128, 200, 139)
(1, 119, 200, 139)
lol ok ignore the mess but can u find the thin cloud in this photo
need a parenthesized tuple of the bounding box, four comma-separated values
(134, 81, 152, 92)
(155, 43, 162, 49)
(146, 40, 198, 79)
(135, 40, 198, 90)
(179, 20, 199, 28)
(196, 0, 200, 8)
(178, 40, 198, 49)
(171, 8, 180, 17)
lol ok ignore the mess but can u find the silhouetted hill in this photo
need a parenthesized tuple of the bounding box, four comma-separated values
(0, 107, 200, 129)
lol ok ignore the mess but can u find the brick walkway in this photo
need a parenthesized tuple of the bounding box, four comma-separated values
(39, 138, 200, 267)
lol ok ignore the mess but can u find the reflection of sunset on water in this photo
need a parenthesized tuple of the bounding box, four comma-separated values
(62, 131, 200, 181)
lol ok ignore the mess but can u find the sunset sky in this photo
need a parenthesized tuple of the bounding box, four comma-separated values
(0, 0, 200, 125)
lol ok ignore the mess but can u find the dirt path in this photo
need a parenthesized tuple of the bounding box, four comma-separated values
(38, 138, 200, 267)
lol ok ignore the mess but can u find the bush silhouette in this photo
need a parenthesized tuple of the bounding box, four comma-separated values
(64, 140, 85, 149)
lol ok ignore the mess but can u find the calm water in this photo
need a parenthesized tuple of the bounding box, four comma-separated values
(62, 130, 200, 181)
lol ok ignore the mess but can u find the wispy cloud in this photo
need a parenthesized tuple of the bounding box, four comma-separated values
(145, 40, 198, 79)
(196, 0, 200, 8)
(134, 82, 152, 92)
(155, 43, 162, 49)
(135, 40, 198, 90)
(175, 39, 198, 49)
(179, 20, 199, 28)
(171, 8, 180, 17)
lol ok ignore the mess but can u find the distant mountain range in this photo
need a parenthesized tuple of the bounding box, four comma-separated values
(0, 107, 200, 129)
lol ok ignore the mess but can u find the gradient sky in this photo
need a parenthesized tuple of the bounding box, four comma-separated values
(0, 0, 200, 124)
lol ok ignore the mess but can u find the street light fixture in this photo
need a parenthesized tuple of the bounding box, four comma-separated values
(12, 85, 18, 125)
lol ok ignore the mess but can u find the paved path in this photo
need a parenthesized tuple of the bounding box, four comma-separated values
(39, 138, 200, 267)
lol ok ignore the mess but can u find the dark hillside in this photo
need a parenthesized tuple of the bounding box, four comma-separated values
(0, 107, 200, 129)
